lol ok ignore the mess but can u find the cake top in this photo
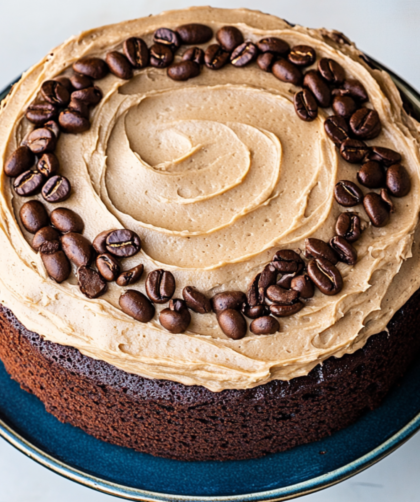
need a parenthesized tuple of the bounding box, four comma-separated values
(1, 6, 419, 391)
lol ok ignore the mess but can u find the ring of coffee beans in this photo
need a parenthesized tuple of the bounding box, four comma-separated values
(4, 23, 411, 339)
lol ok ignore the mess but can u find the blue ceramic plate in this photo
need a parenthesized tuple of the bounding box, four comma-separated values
(1, 58, 420, 502)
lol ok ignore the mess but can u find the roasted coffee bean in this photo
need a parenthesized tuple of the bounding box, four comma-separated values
(37, 152, 59, 178)
(167, 60, 200, 81)
(116, 264, 144, 287)
(216, 26, 244, 52)
(72, 86, 102, 105)
(27, 127, 56, 154)
(357, 160, 385, 188)
(335, 212, 362, 242)
(339, 138, 370, 164)
(342, 79, 369, 102)
(53, 76, 73, 92)
(14, 170, 44, 196)
(217, 309, 247, 340)
(105, 229, 141, 257)
(73, 57, 109, 80)
(257, 52, 276, 72)
(42, 175, 71, 203)
(230, 42, 258, 67)
(59, 110, 90, 133)
(324, 116, 350, 146)
(318, 58, 345, 85)
(291, 274, 314, 299)
(380, 188, 395, 213)
(44, 120, 60, 139)
(32, 226, 61, 252)
(211, 291, 246, 314)
(266, 285, 299, 304)
(93, 229, 114, 254)
(119, 290, 155, 323)
(41, 250, 71, 283)
(350, 108, 382, 139)
(159, 299, 191, 334)
(78, 266, 107, 299)
(272, 249, 304, 274)
(106, 51, 133, 80)
(386, 164, 411, 197)
(363, 192, 390, 227)
(288, 45, 316, 66)
(4, 146, 34, 177)
(176, 23, 213, 44)
(68, 97, 89, 118)
(41, 80, 70, 107)
(250, 316, 280, 335)
(123, 37, 149, 68)
(50, 208, 84, 233)
(333, 95, 357, 120)
(276, 273, 295, 289)
(247, 264, 277, 306)
(242, 304, 269, 319)
(257, 37, 290, 55)
(182, 47, 204, 65)
(204, 44, 230, 70)
(330, 236, 357, 265)
(321, 30, 351, 46)
(294, 88, 318, 121)
(145, 269, 176, 304)
(270, 302, 304, 317)
(70, 73, 93, 90)
(154, 28, 180, 49)
(367, 146, 401, 167)
(307, 258, 343, 295)
(149, 43, 174, 68)
(305, 238, 338, 264)
(96, 253, 120, 282)
(19, 200, 49, 234)
(182, 286, 211, 314)
(303, 70, 331, 108)
(26, 102, 58, 125)
(334, 180, 363, 207)
(272, 59, 302, 86)
(61, 232, 93, 268)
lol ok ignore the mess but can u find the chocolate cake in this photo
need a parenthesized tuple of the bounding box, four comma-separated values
(0, 7, 420, 461)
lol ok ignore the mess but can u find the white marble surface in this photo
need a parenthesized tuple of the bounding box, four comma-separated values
(1, 0, 420, 500)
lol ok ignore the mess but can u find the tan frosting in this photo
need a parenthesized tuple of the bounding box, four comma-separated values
(1, 7, 420, 391)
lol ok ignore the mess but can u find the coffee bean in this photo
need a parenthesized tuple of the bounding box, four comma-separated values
(342, 79, 369, 102)
(149, 43, 174, 68)
(270, 302, 304, 317)
(123, 37, 149, 68)
(27, 128, 57, 155)
(53, 76, 73, 92)
(119, 290, 155, 323)
(272, 249, 304, 274)
(272, 59, 302, 86)
(176, 23, 213, 44)
(276, 273, 295, 289)
(291, 274, 314, 299)
(78, 266, 107, 299)
(182, 47, 204, 65)
(32, 226, 61, 252)
(167, 60, 200, 81)
(217, 309, 247, 340)
(159, 299, 191, 334)
(257, 37, 290, 55)
(41, 80, 70, 107)
(330, 236, 357, 265)
(50, 208, 84, 233)
(250, 316, 280, 335)
(333, 95, 357, 119)
(182, 286, 211, 314)
(41, 250, 71, 283)
(324, 116, 350, 146)
(257, 52, 276, 72)
(72, 86, 102, 105)
(386, 164, 411, 197)
(106, 51, 133, 80)
(230, 42, 258, 67)
(73, 57, 109, 80)
(14, 170, 44, 196)
(211, 291, 246, 314)
(26, 102, 58, 125)
(334, 180, 363, 207)
(357, 160, 385, 188)
(146, 269, 176, 304)
(154, 28, 181, 49)
(380, 188, 395, 213)
(105, 229, 141, 257)
(44, 120, 61, 139)
(335, 212, 362, 242)
(307, 258, 343, 295)
(116, 264, 144, 287)
(70, 73, 93, 90)
(294, 89, 318, 121)
(42, 175, 71, 203)
(266, 285, 299, 304)
(59, 110, 90, 133)
(4, 146, 35, 177)
(322, 30, 351, 46)
(367, 147, 402, 167)
(61, 232, 93, 268)
(363, 192, 390, 227)
(93, 229, 115, 254)
(216, 26, 244, 52)
(68, 97, 89, 118)
(318, 58, 345, 85)
(288, 45, 316, 66)
(247, 264, 277, 306)
(37, 152, 59, 178)
(204, 44, 230, 70)
(339, 138, 370, 164)
(242, 304, 269, 319)
(305, 238, 338, 264)
(350, 108, 382, 139)
(19, 200, 49, 234)
(303, 70, 331, 108)
(96, 253, 120, 282)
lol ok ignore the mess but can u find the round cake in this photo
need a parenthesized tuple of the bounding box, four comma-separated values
(1, 6, 420, 461)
